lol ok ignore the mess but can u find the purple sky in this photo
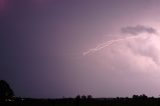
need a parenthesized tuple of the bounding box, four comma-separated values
(1, 0, 160, 98)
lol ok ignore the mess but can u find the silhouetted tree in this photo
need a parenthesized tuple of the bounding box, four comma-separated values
(132, 95, 139, 99)
(87, 95, 92, 100)
(132, 94, 148, 100)
(75, 95, 81, 106)
(0, 80, 14, 99)
(139, 94, 147, 99)
(75, 95, 81, 100)
(81, 95, 87, 100)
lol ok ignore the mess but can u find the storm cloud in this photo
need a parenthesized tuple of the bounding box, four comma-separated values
(121, 25, 157, 35)
(83, 25, 157, 56)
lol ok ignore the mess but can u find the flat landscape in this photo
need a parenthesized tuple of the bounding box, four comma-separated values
(1, 96, 160, 106)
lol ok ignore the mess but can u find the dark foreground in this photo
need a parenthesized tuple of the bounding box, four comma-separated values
(1, 97, 160, 106)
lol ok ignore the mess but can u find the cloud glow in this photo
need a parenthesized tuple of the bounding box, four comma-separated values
(83, 25, 158, 56)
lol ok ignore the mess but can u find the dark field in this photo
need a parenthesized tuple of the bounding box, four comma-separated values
(1, 97, 160, 106)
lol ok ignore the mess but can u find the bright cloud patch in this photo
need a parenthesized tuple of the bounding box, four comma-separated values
(83, 25, 160, 76)
(83, 25, 158, 56)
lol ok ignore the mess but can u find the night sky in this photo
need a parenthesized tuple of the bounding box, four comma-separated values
(1, 0, 160, 98)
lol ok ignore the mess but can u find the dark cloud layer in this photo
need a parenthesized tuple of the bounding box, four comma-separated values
(121, 25, 157, 35)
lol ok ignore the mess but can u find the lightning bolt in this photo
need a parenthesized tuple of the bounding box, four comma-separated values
(83, 35, 141, 56)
